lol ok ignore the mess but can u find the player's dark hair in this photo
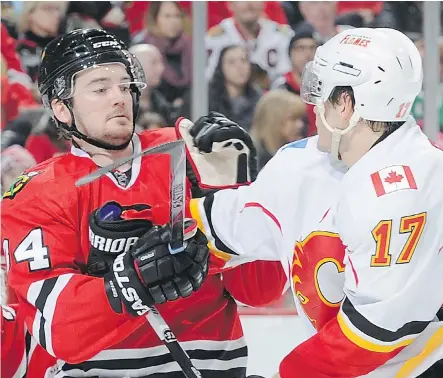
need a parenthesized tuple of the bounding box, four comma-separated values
(328, 86, 405, 133)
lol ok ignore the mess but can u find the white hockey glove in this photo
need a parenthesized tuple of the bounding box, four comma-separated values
(175, 111, 258, 197)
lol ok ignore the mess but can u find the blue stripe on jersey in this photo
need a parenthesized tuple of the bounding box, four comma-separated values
(281, 138, 308, 151)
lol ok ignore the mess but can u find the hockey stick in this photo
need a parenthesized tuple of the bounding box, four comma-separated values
(76, 140, 202, 378)
(75, 140, 185, 187)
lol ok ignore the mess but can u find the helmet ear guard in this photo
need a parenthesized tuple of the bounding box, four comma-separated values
(38, 29, 147, 151)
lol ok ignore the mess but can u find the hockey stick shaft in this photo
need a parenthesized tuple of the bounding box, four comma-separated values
(146, 307, 201, 378)
(75, 140, 185, 187)
(142, 140, 201, 378)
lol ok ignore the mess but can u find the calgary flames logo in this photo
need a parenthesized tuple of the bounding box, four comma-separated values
(292, 231, 346, 331)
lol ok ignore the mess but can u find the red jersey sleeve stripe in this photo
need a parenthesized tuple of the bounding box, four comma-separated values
(243, 202, 282, 232)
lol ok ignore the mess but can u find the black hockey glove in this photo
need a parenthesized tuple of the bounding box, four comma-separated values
(87, 201, 153, 277)
(175, 111, 258, 197)
(105, 219, 210, 316)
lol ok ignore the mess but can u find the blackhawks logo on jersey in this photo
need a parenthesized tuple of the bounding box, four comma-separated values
(3, 171, 40, 200)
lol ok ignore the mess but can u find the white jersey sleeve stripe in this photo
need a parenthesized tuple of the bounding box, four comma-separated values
(43, 273, 73, 356)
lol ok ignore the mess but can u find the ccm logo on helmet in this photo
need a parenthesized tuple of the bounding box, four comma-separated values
(92, 40, 120, 49)
(89, 228, 138, 253)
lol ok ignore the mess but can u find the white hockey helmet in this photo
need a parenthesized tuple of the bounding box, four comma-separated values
(300, 28, 423, 164)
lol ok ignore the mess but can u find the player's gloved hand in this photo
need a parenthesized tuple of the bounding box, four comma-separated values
(87, 201, 153, 277)
(175, 111, 258, 197)
(105, 219, 210, 316)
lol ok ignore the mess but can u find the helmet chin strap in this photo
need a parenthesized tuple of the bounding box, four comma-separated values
(64, 100, 133, 151)
(316, 104, 360, 169)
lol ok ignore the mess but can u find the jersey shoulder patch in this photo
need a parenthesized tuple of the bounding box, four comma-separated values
(3, 171, 41, 200)
(2, 154, 80, 204)
(370, 165, 417, 197)
(207, 24, 225, 38)
(281, 138, 309, 151)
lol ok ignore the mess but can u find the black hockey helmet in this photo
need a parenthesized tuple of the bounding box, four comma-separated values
(38, 28, 146, 150)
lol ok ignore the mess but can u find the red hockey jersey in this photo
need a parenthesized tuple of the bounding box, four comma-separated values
(2, 128, 286, 377)
(1, 304, 58, 378)
(1, 305, 26, 378)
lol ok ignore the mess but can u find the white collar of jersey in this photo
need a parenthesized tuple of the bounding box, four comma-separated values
(344, 116, 420, 178)
(70, 134, 142, 190)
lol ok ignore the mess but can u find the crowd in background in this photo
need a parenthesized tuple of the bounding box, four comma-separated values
(1, 3, 443, 295)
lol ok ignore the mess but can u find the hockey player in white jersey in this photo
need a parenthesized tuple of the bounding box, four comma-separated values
(179, 27, 443, 377)
(277, 27, 443, 378)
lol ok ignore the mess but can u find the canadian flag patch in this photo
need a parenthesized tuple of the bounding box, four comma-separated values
(370, 165, 417, 197)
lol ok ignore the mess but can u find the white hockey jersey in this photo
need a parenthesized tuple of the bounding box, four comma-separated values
(205, 17, 294, 82)
(331, 117, 443, 378)
(190, 136, 346, 333)
(190, 119, 443, 377)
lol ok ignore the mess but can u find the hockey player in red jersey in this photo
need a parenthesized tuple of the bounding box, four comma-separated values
(1, 29, 286, 377)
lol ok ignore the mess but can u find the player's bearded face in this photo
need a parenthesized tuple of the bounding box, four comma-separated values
(71, 64, 134, 147)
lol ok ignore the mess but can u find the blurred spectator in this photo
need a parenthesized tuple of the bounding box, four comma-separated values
(298, 1, 337, 40)
(136, 112, 167, 132)
(205, 1, 294, 86)
(25, 131, 70, 164)
(1, 145, 36, 195)
(336, 1, 383, 25)
(1, 1, 19, 38)
(23, 109, 71, 164)
(1, 24, 37, 129)
(281, 2, 305, 31)
(129, 44, 180, 126)
(379, 2, 443, 35)
(126, 1, 191, 37)
(272, 24, 318, 136)
(132, 2, 192, 105)
(297, 1, 353, 42)
(1, 76, 36, 130)
(65, 2, 130, 46)
(16, 1, 66, 81)
(1, 114, 34, 150)
(250, 89, 307, 170)
(201, 1, 289, 29)
(124, 1, 288, 36)
(1, 23, 25, 74)
(208, 45, 262, 131)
